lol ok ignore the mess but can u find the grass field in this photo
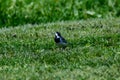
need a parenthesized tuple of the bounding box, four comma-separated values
(0, 0, 120, 27)
(0, 18, 120, 79)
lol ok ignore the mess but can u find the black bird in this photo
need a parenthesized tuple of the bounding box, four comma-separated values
(54, 32, 67, 48)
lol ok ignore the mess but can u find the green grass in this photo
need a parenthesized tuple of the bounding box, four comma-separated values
(0, 18, 120, 79)
(0, 0, 120, 27)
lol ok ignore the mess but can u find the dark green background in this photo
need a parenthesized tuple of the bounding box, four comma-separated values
(0, 0, 120, 27)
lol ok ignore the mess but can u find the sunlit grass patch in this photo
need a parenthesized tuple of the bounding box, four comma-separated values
(0, 18, 120, 79)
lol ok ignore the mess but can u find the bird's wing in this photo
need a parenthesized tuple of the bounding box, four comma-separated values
(61, 37, 67, 43)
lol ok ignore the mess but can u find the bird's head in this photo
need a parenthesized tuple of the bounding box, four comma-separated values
(55, 32, 61, 38)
